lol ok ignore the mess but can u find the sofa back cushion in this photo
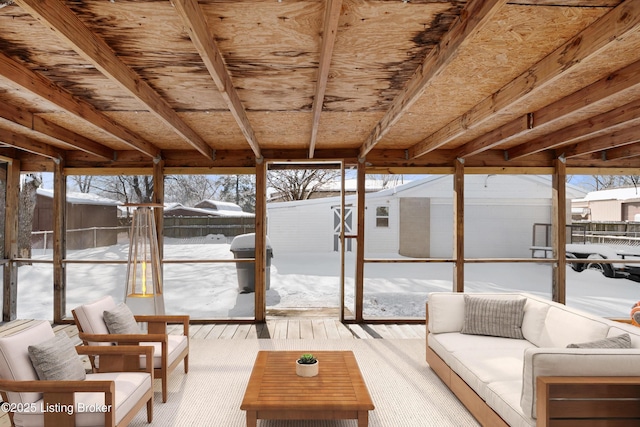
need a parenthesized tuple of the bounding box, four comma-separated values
(428, 293, 466, 334)
(607, 324, 640, 348)
(521, 298, 550, 345)
(534, 306, 610, 348)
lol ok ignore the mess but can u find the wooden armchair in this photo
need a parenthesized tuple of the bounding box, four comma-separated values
(0, 320, 153, 427)
(72, 296, 189, 403)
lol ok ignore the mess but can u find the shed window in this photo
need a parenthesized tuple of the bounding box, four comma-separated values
(376, 206, 389, 228)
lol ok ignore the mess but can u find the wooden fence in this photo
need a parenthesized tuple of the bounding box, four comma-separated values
(31, 216, 256, 251)
(162, 216, 255, 241)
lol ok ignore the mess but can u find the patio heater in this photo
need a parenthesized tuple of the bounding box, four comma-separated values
(124, 204, 165, 315)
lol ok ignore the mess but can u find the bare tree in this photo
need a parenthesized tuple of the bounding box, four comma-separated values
(165, 175, 219, 205)
(215, 175, 256, 212)
(267, 169, 340, 202)
(70, 175, 93, 193)
(368, 174, 405, 189)
(18, 173, 42, 260)
(580, 175, 640, 191)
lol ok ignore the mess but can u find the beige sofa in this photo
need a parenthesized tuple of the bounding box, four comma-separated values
(426, 292, 640, 427)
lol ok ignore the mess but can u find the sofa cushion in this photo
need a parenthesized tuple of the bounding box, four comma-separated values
(607, 324, 640, 348)
(429, 331, 535, 401)
(486, 380, 535, 427)
(428, 293, 466, 333)
(567, 333, 631, 349)
(535, 306, 610, 348)
(521, 298, 550, 346)
(28, 333, 86, 381)
(461, 295, 526, 339)
(73, 296, 117, 346)
(0, 321, 53, 405)
(103, 303, 141, 335)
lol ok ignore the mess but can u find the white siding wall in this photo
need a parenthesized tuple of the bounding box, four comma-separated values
(267, 202, 333, 253)
(364, 198, 399, 254)
(267, 175, 566, 257)
(464, 200, 550, 258)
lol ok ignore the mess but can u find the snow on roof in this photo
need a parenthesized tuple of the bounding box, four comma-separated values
(37, 188, 122, 206)
(194, 199, 244, 211)
(267, 174, 587, 210)
(164, 205, 254, 218)
(575, 187, 640, 202)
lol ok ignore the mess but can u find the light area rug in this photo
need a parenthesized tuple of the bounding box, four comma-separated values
(129, 339, 479, 427)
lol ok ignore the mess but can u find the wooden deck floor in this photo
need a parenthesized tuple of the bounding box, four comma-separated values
(0, 318, 426, 341)
(0, 319, 425, 427)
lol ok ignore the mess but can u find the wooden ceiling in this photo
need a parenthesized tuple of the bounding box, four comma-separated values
(0, 0, 639, 172)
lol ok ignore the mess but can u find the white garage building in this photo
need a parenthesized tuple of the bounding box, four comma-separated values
(266, 175, 586, 258)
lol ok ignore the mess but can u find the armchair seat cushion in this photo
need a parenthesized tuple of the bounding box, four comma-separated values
(95, 335, 188, 370)
(12, 371, 152, 427)
(143, 335, 188, 369)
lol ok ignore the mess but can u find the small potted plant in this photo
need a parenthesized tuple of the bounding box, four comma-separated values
(296, 353, 319, 377)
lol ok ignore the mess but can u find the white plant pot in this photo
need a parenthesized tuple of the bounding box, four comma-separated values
(296, 360, 319, 377)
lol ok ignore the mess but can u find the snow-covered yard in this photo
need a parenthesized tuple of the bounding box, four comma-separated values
(9, 237, 640, 321)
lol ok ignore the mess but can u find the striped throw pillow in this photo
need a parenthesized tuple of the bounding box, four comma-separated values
(567, 333, 631, 349)
(461, 295, 526, 339)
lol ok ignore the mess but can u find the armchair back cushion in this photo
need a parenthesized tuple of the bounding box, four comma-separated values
(73, 295, 117, 345)
(0, 320, 54, 404)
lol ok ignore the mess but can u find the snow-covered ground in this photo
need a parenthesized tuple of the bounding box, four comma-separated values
(9, 237, 640, 321)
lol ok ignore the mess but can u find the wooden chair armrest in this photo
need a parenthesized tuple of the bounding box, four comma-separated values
(0, 379, 116, 427)
(0, 378, 114, 394)
(76, 345, 155, 375)
(78, 332, 167, 344)
(134, 315, 190, 336)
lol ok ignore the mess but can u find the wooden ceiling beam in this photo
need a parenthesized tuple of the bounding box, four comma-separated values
(560, 125, 640, 159)
(0, 100, 114, 160)
(464, 59, 640, 159)
(409, 0, 640, 159)
(309, 0, 343, 159)
(603, 143, 640, 161)
(0, 52, 160, 159)
(15, 0, 213, 160)
(456, 114, 532, 158)
(507, 98, 640, 160)
(358, 0, 507, 159)
(0, 131, 64, 160)
(171, 0, 260, 159)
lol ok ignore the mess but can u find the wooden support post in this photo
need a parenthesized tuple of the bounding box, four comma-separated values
(53, 159, 67, 323)
(152, 159, 164, 258)
(552, 157, 567, 304)
(3, 160, 19, 322)
(453, 159, 464, 292)
(355, 160, 366, 322)
(254, 161, 267, 322)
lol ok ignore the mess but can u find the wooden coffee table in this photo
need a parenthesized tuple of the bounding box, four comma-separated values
(241, 350, 374, 426)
